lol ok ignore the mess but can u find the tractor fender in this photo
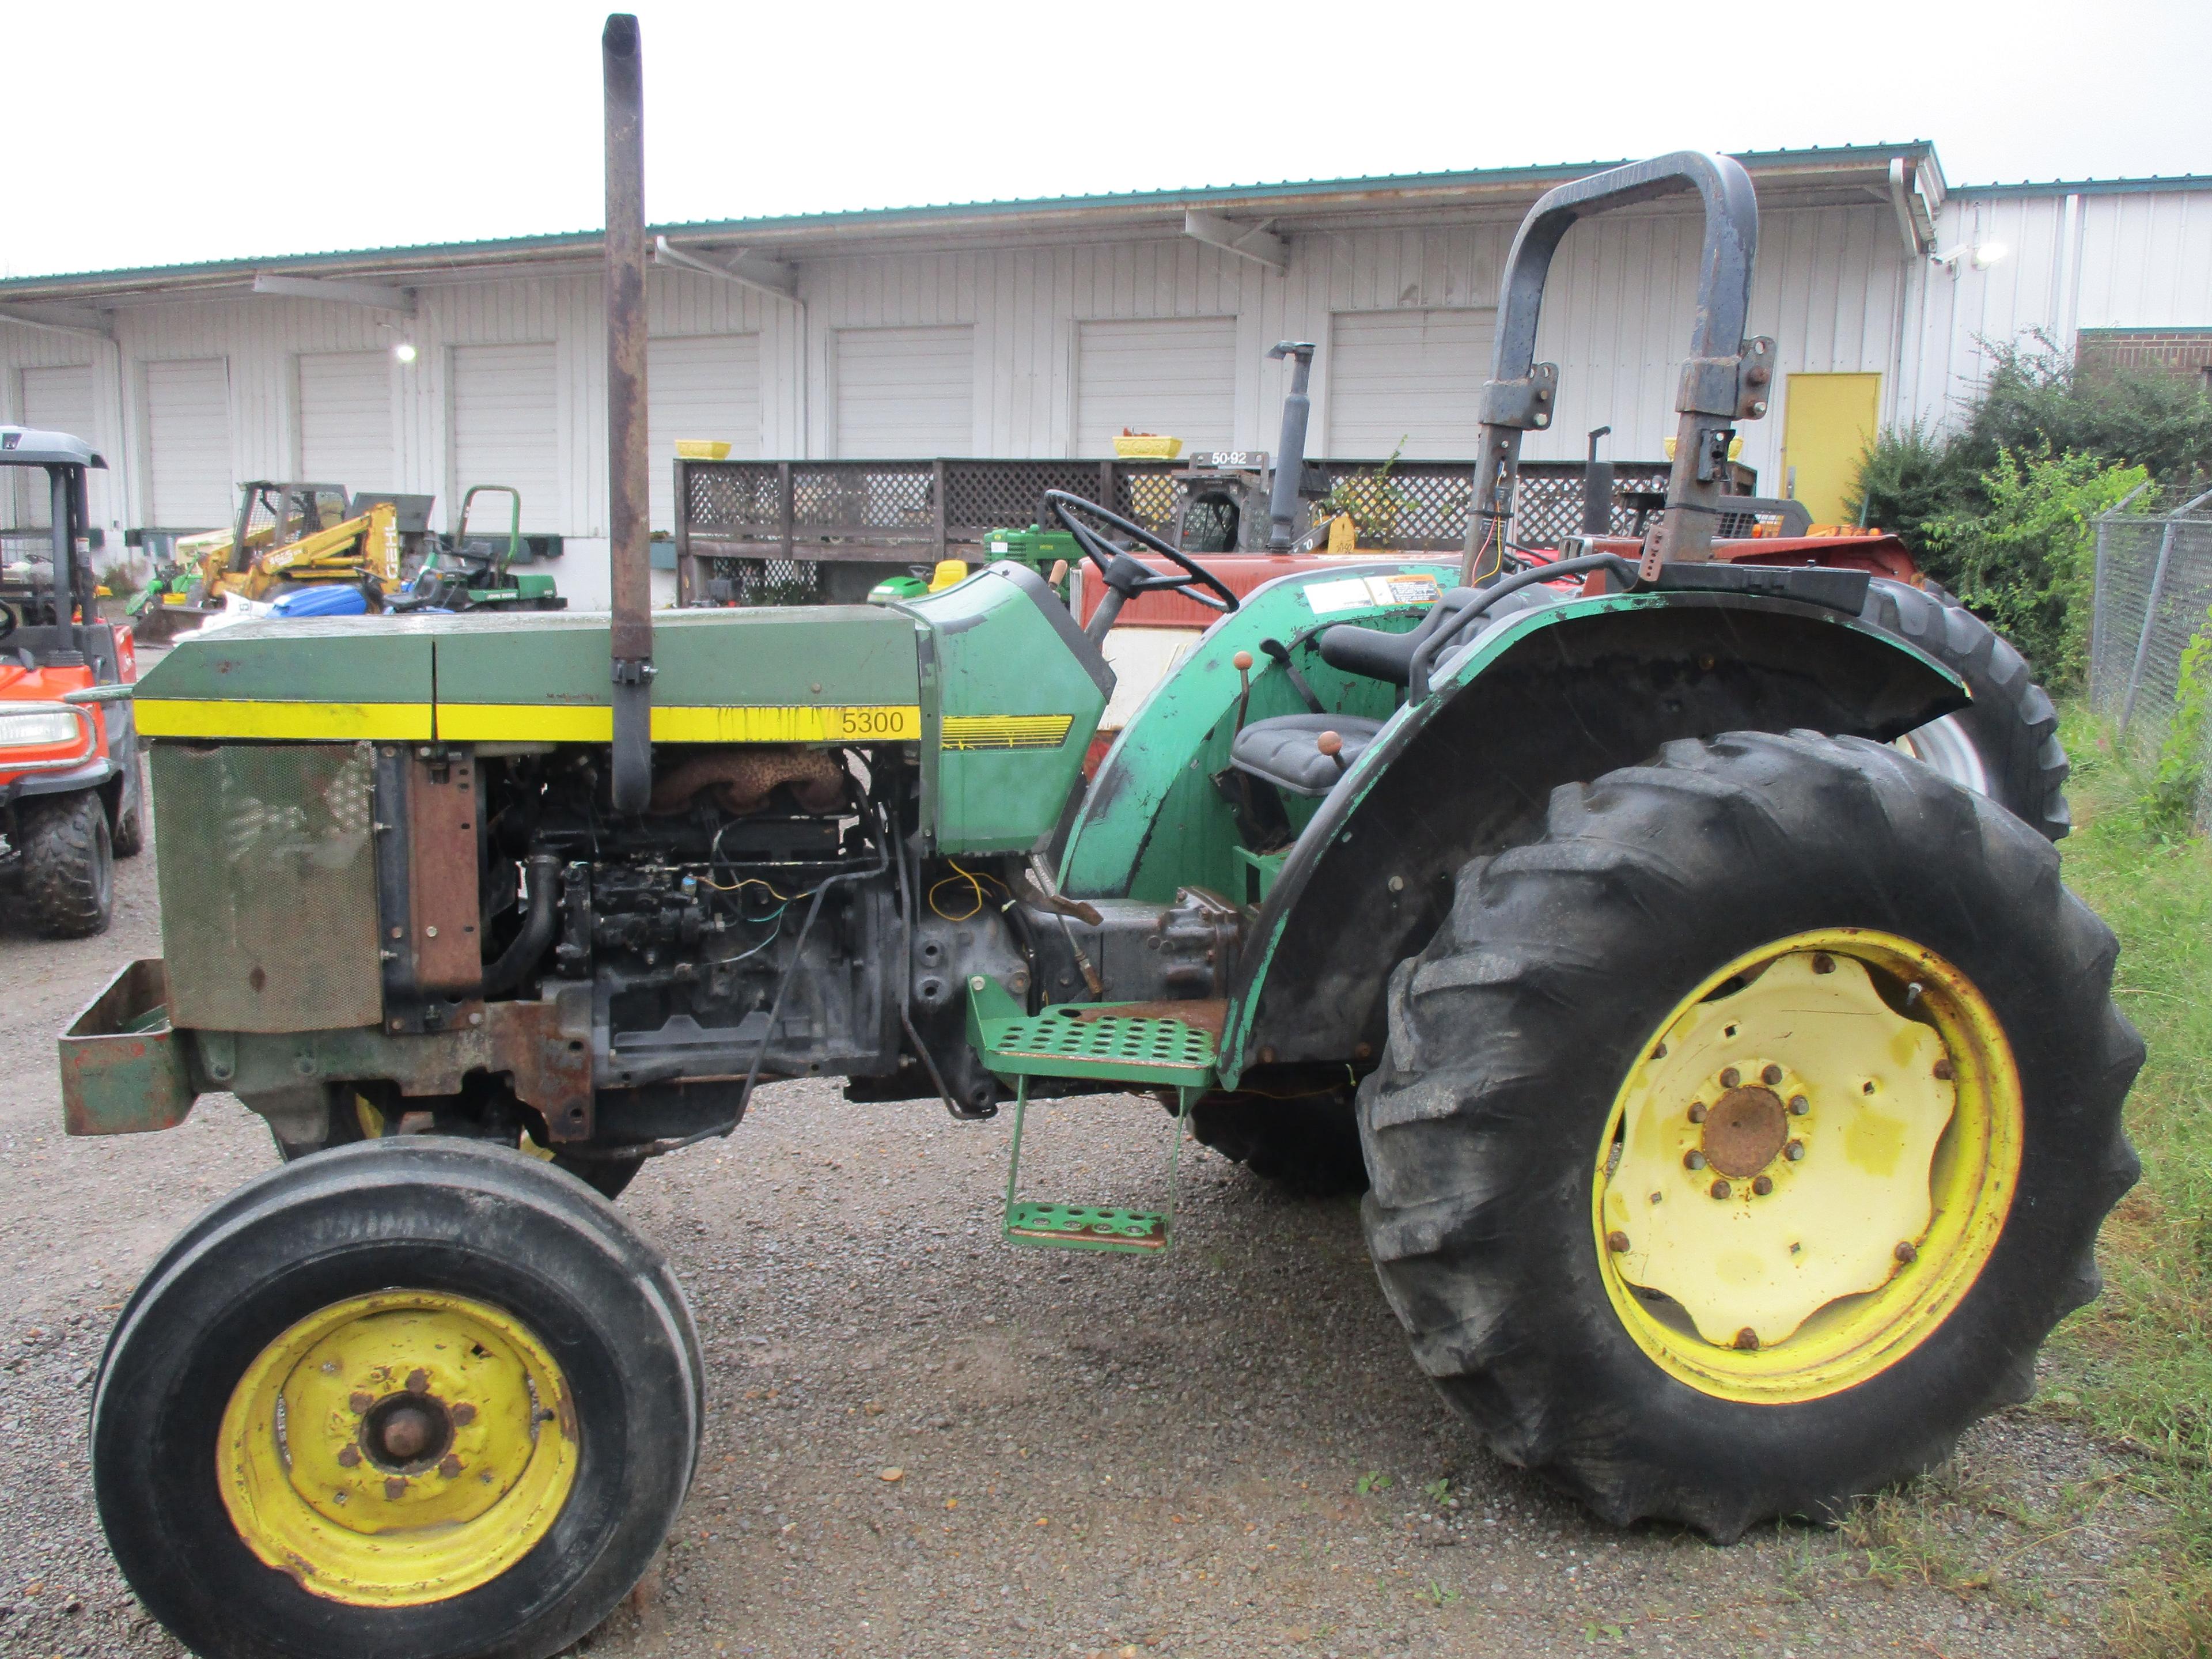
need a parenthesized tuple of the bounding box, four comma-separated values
(1218, 589, 1965, 1084)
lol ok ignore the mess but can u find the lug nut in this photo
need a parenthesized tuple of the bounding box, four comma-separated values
(1788, 1094, 1810, 1116)
(1607, 1230, 1631, 1253)
(1933, 1058, 1955, 1081)
(1719, 1067, 1741, 1089)
(1688, 1101, 1708, 1124)
(1752, 1175, 1773, 1196)
(1895, 1240, 1918, 1264)
(1733, 1328, 1760, 1351)
(383, 1477, 408, 1501)
(1784, 1139, 1805, 1161)
(1684, 1150, 1707, 1171)
(1762, 1065, 1783, 1086)
(1710, 1179, 1731, 1200)
(1812, 954, 1836, 974)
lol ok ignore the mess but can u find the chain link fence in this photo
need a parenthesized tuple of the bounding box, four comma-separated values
(2089, 482, 2212, 831)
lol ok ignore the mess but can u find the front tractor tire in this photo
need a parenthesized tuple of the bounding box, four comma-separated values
(1357, 730, 2140, 1539)
(92, 1139, 702, 1659)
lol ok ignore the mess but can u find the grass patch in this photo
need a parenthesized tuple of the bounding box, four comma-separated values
(2046, 704, 2212, 1653)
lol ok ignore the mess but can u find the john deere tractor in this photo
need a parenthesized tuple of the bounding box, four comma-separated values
(57, 21, 2139, 1659)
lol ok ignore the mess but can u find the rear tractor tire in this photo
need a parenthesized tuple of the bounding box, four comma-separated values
(16, 789, 113, 937)
(1861, 578, 2070, 840)
(92, 1139, 702, 1659)
(1357, 730, 2140, 1539)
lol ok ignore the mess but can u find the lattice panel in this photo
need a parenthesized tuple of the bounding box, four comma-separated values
(703, 556, 826, 605)
(946, 461, 1103, 531)
(790, 465, 934, 530)
(1310, 463, 1474, 549)
(1115, 467, 1185, 533)
(684, 463, 782, 532)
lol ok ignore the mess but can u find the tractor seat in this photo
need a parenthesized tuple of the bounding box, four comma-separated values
(1229, 713, 1384, 797)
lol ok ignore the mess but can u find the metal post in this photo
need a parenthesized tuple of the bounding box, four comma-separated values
(48, 468, 76, 628)
(603, 13, 654, 814)
(2119, 484, 2212, 733)
(931, 459, 948, 564)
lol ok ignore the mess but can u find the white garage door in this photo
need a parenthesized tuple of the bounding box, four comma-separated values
(15, 364, 96, 526)
(298, 351, 395, 492)
(833, 325, 972, 458)
(647, 334, 760, 533)
(1327, 309, 1496, 458)
(1077, 317, 1237, 455)
(451, 342, 560, 533)
(145, 357, 234, 529)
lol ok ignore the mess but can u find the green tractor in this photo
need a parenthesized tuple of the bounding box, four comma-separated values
(58, 21, 2139, 1659)
(391, 484, 567, 613)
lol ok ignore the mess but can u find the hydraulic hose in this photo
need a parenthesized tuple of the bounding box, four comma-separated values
(479, 853, 563, 997)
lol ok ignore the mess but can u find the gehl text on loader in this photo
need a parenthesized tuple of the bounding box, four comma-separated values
(56, 16, 2139, 1657)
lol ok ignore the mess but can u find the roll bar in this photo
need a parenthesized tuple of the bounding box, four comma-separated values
(1463, 151, 1777, 584)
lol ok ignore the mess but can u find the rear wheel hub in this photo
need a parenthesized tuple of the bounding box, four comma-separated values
(1594, 929, 2023, 1404)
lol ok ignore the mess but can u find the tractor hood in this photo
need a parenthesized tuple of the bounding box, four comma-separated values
(132, 605, 923, 745)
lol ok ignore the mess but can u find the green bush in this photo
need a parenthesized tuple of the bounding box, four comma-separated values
(1849, 335, 2212, 685)
(1922, 451, 2147, 691)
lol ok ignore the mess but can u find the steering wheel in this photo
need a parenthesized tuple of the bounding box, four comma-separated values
(1042, 490, 1238, 613)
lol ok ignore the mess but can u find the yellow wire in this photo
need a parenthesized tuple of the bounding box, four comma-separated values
(926, 860, 1007, 922)
(699, 875, 810, 901)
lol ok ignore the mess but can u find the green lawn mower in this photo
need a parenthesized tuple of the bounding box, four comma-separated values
(56, 19, 2139, 1659)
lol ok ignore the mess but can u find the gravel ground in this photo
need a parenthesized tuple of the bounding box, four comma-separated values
(0, 821, 2158, 1659)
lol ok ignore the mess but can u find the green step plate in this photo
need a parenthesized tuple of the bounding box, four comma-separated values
(967, 980, 1217, 1087)
(1004, 1201, 1171, 1252)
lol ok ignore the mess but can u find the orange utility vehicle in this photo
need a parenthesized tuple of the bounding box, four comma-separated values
(0, 427, 143, 935)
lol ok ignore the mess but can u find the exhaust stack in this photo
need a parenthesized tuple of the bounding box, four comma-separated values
(1266, 341, 1316, 552)
(604, 13, 653, 814)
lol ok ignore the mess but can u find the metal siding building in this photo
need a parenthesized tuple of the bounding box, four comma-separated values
(5, 146, 2209, 609)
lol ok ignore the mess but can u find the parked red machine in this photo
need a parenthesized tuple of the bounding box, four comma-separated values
(0, 427, 144, 936)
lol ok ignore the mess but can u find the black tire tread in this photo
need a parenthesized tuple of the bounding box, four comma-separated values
(1357, 730, 2139, 1539)
(1862, 578, 2070, 840)
(93, 1139, 703, 1659)
(17, 789, 112, 937)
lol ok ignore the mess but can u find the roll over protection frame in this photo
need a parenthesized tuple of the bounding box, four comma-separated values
(1464, 152, 1777, 587)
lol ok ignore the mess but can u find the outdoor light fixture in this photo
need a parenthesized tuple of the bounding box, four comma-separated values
(1931, 241, 2010, 275)
(393, 342, 418, 363)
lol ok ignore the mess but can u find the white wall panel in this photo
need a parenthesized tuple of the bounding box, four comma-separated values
(1327, 309, 1495, 457)
(646, 332, 759, 533)
(297, 350, 395, 491)
(1075, 316, 1236, 454)
(450, 342, 560, 533)
(12, 363, 96, 525)
(832, 325, 973, 457)
(143, 357, 233, 528)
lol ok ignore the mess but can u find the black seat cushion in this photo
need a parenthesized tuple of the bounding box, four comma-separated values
(1229, 714, 1385, 797)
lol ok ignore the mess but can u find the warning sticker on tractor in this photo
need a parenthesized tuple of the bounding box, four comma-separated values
(1303, 573, 1444, 615)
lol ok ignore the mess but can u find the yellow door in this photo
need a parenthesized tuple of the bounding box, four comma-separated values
(1781, 373, 1882, 527)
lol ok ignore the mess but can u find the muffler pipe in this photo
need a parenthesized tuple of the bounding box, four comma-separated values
(1266, 342, 1316, 552)
(603, 13, 654, 815)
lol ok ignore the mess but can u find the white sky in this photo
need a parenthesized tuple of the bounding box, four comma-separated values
(6, 0, 2209, 280)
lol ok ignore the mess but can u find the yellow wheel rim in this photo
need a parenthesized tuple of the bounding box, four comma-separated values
(1592, 929, 2022, 1404)
(218, 1291, 578, 1607)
